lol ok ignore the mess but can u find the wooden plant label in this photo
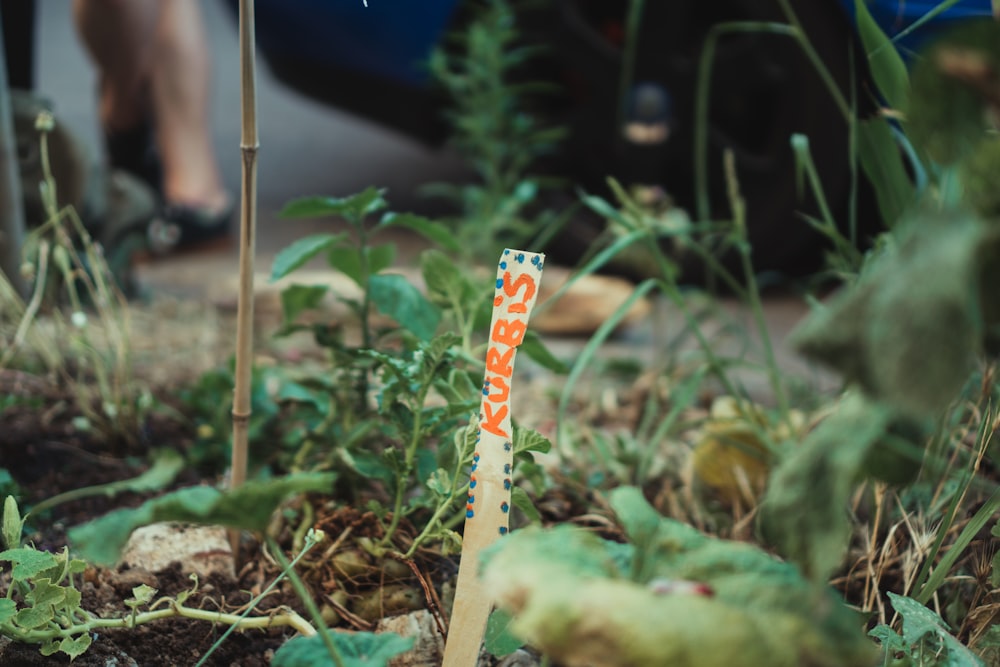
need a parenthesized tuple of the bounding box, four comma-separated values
(442, 249, 544, 667)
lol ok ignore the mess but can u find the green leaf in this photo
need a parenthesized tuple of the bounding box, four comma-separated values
(369, 274, 441, 341)
(485, 608, 523, 657)
(328, 247, 364, 287)
(992, 521, 1000, 588)
(510, 486, 541, 524)
(271, 233, 348, 281)
(857, 117, 914, 227)
(278, 187, 387, 220)
(888, 592, 985, 667)
(868, 624, 906, 654)
(69, 473, 335, 566)
(367, 244, 397, 275)
(272, 631, 414, 667)
(854, 0, 909, 113)
(0, 547, 60, 580)
(421, 248, 483, 312)
(381, 212, 460, 252)
(512, 427, 552, 457)
(519, 330, 568, 373)
(57, 634, 93, 661)
(281, 284, 329, 326)
(0, 598, 15, 623)
(126, 584, 158, 609)
(3, 495, 23, 549)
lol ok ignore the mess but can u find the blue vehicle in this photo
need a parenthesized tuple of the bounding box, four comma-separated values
(239, 0, 994, 275)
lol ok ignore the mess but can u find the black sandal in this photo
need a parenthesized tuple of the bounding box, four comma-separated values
(146, 200, 235, 254)
(104, 121, 162, 193)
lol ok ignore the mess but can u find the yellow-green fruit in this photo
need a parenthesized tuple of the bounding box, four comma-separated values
(691, 424, 771, 505)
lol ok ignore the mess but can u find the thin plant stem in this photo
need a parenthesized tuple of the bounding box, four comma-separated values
(617, 0, 646, 132)
(230, 0, 260, 552)
(266, 536, 346, 667)
(195, 530, 323, 667)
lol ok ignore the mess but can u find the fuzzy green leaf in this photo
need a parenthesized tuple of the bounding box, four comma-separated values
(510, 486, 541, 524)
(380, 212, 460, 252)
(0, 547, 60, 580)
(272, 631, 414, 667)
(271, 234, 349, 281)
(854, 0, 909, 112)
(3, 495, 23, 549)
(279, 187, 387, 220)
(328, 247, 364, 287)
(69, 473, 335, 565)
(367, 243, 397, 276)
(421, 248, 484, 313)
(369, 274, 441, 341)
(512, 427, 552, 457)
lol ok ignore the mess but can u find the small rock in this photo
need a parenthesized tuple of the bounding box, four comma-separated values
(119, 523, 234, 578)
(376, 610, 444, 667)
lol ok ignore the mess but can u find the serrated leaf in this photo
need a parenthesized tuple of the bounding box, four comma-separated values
(69, 473, 335, 566)
(510, 486, 541, 524)
(271, 234, 349, 281)
(0, 598, 14, 623)
(126, 584, 157, 608)
(426, 468, 452, 497)
(0, 547, 60, 580)
(380, 212, 460, 252)
(15, 604, 55, 630)
(369, 274, 441, 341)
(58, 634, 93, 661)
(272, 631, 414, 667)
(868, 624, 906, 654)
(278, 187, 387, 220)
(421, 248, 483, 312)
(854, 0, 909, 113)
(485, 608, 523, 657)
(519, 330, 568, 373)
(281, 284, 329, 326)
(512, 428, 552, 456)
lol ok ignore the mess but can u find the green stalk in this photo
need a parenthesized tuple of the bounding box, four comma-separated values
(267, 536, 345, 667)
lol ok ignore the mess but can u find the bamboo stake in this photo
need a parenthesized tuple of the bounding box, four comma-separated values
(229, 0, 259, 554)
(442, 249, 544, 667)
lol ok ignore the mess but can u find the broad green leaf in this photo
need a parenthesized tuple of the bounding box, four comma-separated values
(868, 624, 906, 655)
(328, 247, 364, 287)
(519, 330, 568, 373)
(857, 117, 914, 227)
(0, 598, 15, 623)
(15, 603, 56, 630)
(57, 634, 93, 661)
(367, 243, 397, 276)
(485, 608, 523, 657)
(69, 473, 335, 565)
(272, 631, 414, 667)
(281, 284, 329, 326)
(278, 187, 387, 220)
(126, 584, 158, 609)
(512, 428, 552, 456)
(369, 274, 441, 342)
(0, 547, 59, 580)
(888, 592, 985, 667)
(271, 234, 348, 281)
(26, 579, 66, 609)
(380, 212, 460, 252)
(761, 395, 893, 581)
(854, 0, 909, 112)
(420, 248, 483, 312)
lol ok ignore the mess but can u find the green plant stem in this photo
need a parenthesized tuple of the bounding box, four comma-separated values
(266, 536, 345, 667)
(381, 382, 433, 549)
(617, 0, 647, 132)
(1, 602, 314, 646)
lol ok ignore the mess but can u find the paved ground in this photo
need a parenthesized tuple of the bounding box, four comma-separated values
(30, 0, 831, 399)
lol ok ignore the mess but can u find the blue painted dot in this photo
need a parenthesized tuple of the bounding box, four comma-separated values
(496, 278, 504, 289)
(467, 510, 474, 518)
(470, 480, 477, 489)
(503, 441, 512, 451)
(473, 454, 480, 461)
(503, 464, 511, 474)
(482, 388, 489, 396)
(503, 479, 511, 490)
(499, 527, 508, 535)
(516, 253, 525, 263)
(503, 249, 510, 255)
(500, 261, 507, 269)
(501, 502, 509, 513)
(468, 495, 475, 503)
